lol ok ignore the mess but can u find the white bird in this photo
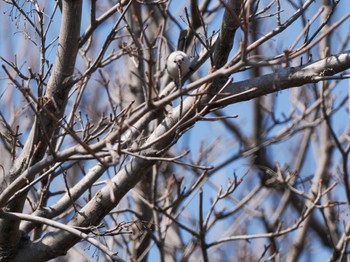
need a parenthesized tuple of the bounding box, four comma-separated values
(166, 51, 191, 80)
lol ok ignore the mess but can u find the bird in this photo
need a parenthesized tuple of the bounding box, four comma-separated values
(166, 51, 191, 81)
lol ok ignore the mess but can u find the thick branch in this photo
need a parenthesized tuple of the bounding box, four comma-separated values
(13, 48, 350, 260)
(212, 50, 350, 107)
(0, 0, 82, 261)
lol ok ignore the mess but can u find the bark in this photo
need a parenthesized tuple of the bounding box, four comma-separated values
(10, 2, 350, 260)
(0, 0, 82, 260)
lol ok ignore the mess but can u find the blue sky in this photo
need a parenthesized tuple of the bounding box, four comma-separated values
(1, 0, 350, 261)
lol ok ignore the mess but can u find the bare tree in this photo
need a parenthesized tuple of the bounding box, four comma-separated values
(0, 0, 350, 261)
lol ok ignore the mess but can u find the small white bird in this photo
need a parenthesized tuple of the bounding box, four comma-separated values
(166, 51, 191, 80)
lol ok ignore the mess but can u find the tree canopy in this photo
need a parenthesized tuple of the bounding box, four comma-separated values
(0, 0, 350, 261)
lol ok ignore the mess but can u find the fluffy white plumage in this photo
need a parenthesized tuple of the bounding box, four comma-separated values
(166, 51, 191, 80)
